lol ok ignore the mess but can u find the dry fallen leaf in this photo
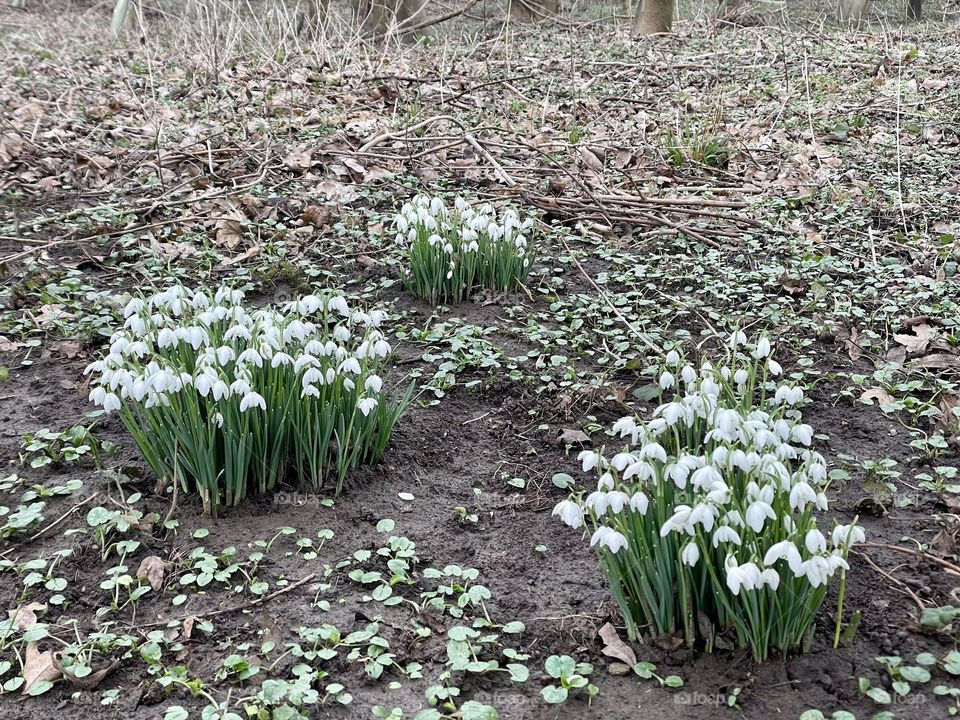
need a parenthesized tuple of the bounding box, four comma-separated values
(860, 388, 896, 407)
(283, 147, 313, 172)
(557, 428, 590, 446)
(598, 623, 637, 667)
(216, 245, 261, 268)
(893, 323, 934, 356)
(137, 555, 167, 591)
(8, 602, 46, 631)
(912, 353, 960, 370)
(56, 658, 119, 689)
(22, 642, 60, 694)
(0, 133, 23, 165)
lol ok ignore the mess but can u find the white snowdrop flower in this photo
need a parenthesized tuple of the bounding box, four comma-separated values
(665, 350, 681, 365)
(395, 215, 409, 233)
(691, 465, 723, 491)
(103, 393, 121, 413)
(301, 384, 321, 399)
(797, 556, 831, 588)
(790, 424, 813, 446)
(712, 446, 729, 466)
(333, 325, 351, 343)
(212, 380, 230, 401)
(755, 337, 771, 359)
(157, 328, 177, 348)
(660, 505, 693, 536)
(733, 368, 749, 386)
(271, 352, 293, 368)
(302, 367, 323, 386)
(237, 348, 263, 368)
(706, 483, 731, 505)
(815, 492, 829, 511)
(629, 491, 649, 515)
(339, 357, 362, 375)
(358, 397, 378, 416)
(724, 509, 745, 528)
(640, 442, 667, 463)
(660, 401, 687, 426)
(745, 500, 776, 533)
(124, 298, 145, 317)
(759, 568, 780, 591)
(231, 378, 251, 396)
(215, 346, 235, 366)
(552, 500, 583, 528)
(826, 551, 849, 574)
(729, 330, 747, 348)
(623, 461, 652, 482)
(129, 341, 149, 357)
(325, 368, 337, 385)
(763, 540, 803, 574)
(831, 524, 866, 548)
(607, 491, 630, 514)
(579, 450, 598, 472)
(667, 462, 690, 489)
(689, 503, 716, 532)
(681, 365, 697, 384)
(659, 371, 675, 390)
(343, 378, 355, 392)
(328, 296, 350, 316)
(712, 525, 741, 547)
(789, 481, 817, 511)
(585, 491, 610, 517)
(611, 453, 634, 472)
(725, 557, 760, 595)
(720, 367, 731, 381)
(240, 392, 266, 412)
(767, 359, 782, 376)
(195, 373, 213, 397)
(805, 529, 827, 554)
(597, 472, 615, 490)
(590, 526, 628, 554)
(374, 339, 391, 357)
(681, 542, 700, 567)
(225, 324, 252, 342)
(612, 416, 636, 437)
(365, 375, 383, 393)
(89, 386, 107, 405)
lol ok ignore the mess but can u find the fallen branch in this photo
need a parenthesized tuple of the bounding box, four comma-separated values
(131, 572, 318, 629)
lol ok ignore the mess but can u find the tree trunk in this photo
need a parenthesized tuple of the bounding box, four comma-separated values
(508, 0, 559, 22)
(837, 0, 869, 24)
(906, 0, 921, 20)
(632, 0, 675, 35)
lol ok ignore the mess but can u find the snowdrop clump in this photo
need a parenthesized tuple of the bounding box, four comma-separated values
(85, 285, 412, 516)
(393, 194, 535, 304)
(553, 333, 864, 661)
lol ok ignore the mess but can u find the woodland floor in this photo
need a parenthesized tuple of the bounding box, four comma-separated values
(1, 2, 960, 719)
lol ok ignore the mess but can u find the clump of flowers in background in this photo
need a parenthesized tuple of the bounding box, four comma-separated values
(553, 333, 864, 661)
(393, 194, 535, 304)
(85, 285, 412, 516)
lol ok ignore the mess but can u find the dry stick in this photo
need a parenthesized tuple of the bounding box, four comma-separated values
(464, 134, 515, 187)
(851, 549, 925, 613)
(2, 153, 276, 265)
(859, 542, 960, 576)
(132, 572, 318, 629)
(556, 234, 662, 357)
(0, 493, 101, 559)
(374, 0, 483, 39)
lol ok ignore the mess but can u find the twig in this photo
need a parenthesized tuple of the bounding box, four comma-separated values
(0, 493, 101, 559)
(851, 549, 925, 613)
(130, 572, 318, 629)
(859, 542, 960, 576)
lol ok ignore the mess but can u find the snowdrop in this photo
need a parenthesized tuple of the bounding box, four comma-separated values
(395, 193, 535, 304)
(552, 333, 864, 661)
(85, 284, 412, 517)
